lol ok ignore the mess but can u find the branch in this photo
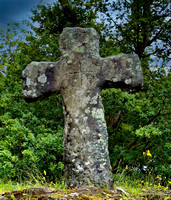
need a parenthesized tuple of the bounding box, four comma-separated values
(107, 111, 121, 129)
(147, 29, 164, 47)
(111, 18, 134, 44)
(147, 19, 170, 47)
(103, 12, 134, 44)
(146, 109, 161, 125)
(142, 48, 165, 58)
(127, 137, 141, 150)
(144, 97, 169, 126)
(129, 142, 144, 150)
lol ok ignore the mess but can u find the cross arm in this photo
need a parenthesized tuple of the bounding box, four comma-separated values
(100, 54, 143, 90)
(22, 61, 62, 102)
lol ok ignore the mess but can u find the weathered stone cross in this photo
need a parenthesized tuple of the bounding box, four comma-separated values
(22, 27, 143, 189)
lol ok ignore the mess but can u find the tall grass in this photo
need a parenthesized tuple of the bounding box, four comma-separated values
(0, 169, 170, 195)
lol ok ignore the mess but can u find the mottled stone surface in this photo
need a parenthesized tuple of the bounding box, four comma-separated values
(22, 27, 143, 189)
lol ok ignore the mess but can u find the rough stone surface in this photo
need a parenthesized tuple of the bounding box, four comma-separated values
(22, 27, 143, 189)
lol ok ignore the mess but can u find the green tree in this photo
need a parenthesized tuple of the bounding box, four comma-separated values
(21, 0, 107, 63)
(102, 70, 171, 177)
(0, 26, 65, 182)
(102, 0, 170, 63)
(100, 0, 171, 179)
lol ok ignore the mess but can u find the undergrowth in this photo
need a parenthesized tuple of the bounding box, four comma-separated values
(0, 169, 170, 196)
(112, 168, 171, 196)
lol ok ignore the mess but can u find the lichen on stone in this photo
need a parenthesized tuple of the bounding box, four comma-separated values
(75, 46, 85, 53)
(125, 79, 131, 84)
(91, 108, 105, 122)
(38, 74, 47, 84)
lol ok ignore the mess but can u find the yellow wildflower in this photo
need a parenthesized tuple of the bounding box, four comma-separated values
(143, 152, 145, 156)
(141, 180, 144, 183)
(157, 175, 161, 179)
(43, 177, 46, 181)
(168, 181, 171, 184)
(164, 187, 168, 190)
(146, 182, 149, 185)
(146, 150, 152, 157)
(125, 165, 128, 170)
(44, 170, 46, 176)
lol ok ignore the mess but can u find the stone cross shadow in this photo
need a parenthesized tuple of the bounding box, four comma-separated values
(22, 27, 143, 189)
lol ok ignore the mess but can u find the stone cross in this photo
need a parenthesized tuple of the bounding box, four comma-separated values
(22, 27, 143, 189)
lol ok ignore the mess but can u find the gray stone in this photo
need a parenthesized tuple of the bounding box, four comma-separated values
(22, 27, 143, 189)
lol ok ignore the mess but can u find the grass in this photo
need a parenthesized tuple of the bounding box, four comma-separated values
(0, 178, 66, 194)
(112, 169, 171, 198)
(0, 172, 170, 199)
(0, 180, 41, 194)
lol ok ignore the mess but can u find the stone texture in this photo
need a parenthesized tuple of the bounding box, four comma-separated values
(22, 27, 143, 189)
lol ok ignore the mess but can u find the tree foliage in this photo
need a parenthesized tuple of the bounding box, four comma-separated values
(0, 0, 170, 183)
(102, 0, 170, 63)
(0, 26, 64, 182)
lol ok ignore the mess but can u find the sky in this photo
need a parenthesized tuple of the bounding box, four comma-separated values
(0, 0, 57, 31)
